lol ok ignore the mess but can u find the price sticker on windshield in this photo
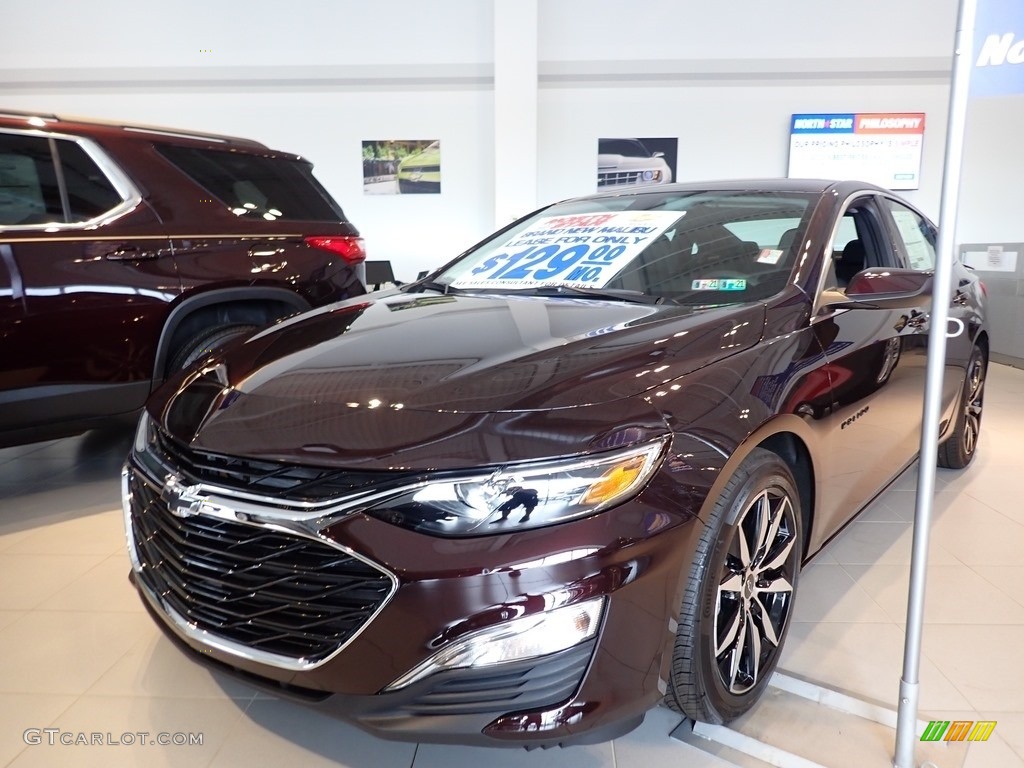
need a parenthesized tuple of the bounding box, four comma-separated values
(450, 211, 683, 290)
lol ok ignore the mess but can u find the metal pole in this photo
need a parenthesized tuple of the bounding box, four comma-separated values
(893, 0, 977, 765)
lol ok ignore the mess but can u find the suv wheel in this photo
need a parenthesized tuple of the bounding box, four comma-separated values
(170, 323, 258, 372)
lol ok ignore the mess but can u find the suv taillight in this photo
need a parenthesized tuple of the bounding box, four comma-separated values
(304, 236, 366, 265)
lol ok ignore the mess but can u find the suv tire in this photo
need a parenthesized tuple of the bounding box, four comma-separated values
(170, 323, 258, 372)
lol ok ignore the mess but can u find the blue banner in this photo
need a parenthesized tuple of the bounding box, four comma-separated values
(973, 0, 1024, 97)
(790, 114, 856, 133)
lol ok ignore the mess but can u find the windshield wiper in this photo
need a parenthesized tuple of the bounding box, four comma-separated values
(401, 279, 458, 295)
(493, 285, 663, 304)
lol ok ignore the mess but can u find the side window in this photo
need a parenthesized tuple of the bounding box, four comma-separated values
(55, 140, 122, 221)
(828, 197, 901, 289)
(0, 134, 123, 226)
(884, 199, 936, 271)
(0, 134, 63, 225)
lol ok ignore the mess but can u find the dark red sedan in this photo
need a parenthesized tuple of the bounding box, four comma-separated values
(123, 180, 987, 747)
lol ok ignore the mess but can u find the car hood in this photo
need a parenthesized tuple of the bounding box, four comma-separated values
(152, 291, 765, 468)
(597, 153, 666, 170)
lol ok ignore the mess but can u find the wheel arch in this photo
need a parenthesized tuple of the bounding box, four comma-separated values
(693, 416, 821, 561)
(154, 286, 312, 380)
(974, 329, 989, 359)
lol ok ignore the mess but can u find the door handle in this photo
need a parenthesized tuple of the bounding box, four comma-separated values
(248, 245, 285, 259)
(104, 246, 159, 261)
(907, 312, 928, 330)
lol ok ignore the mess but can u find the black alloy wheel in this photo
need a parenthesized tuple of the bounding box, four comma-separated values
(938, 344, 987, 469)
(666, 448, 802, 723)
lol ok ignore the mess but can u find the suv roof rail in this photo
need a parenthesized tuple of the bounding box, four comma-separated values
(0, 109, 59, 121)
(0, 109, 267, 148)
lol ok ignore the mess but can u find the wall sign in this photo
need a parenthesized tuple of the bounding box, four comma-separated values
(787, 112, 926, 190)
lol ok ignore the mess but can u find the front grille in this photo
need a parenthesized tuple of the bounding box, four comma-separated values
(127, 468, 393, 662)
(598, 170, 645, 187)
(400, 640, 595, 715)
(150, 426, 416, 501)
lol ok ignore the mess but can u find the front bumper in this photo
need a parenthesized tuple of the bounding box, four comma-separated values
(123, 451, 706, 746)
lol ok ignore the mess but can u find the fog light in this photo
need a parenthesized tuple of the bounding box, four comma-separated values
(385, 598, 604, 691)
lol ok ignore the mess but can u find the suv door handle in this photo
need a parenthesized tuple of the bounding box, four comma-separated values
(104, 245, 158, 261)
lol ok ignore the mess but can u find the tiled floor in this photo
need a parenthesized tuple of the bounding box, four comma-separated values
(1, 365, 1022, 767)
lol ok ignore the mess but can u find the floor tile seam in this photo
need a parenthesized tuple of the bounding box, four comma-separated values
(831, 561, 902, 622)
(1, 692, 81, 768)
(914, 634, 995, 714)
(958, 488, 1024, 528)
(200, 696, 304, 768)
(63, 690, 261, 702)
(0, 558, 113, 613)
(166, 705, 246, 768)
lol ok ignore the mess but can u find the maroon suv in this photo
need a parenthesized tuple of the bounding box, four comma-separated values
(0, 109, 366, 446)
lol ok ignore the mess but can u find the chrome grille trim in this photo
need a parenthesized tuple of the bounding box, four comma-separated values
(123, 465, 399, 672)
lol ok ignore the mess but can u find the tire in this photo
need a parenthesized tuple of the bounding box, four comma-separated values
(665, 448, 802, 723)
(938, 344, 987, 469)
(169, 323, 258, 372)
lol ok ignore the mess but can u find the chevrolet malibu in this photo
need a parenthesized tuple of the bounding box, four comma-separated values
(123, 179, 987, 747)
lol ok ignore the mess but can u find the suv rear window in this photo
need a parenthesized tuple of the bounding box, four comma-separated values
(157, 145, 344, 222)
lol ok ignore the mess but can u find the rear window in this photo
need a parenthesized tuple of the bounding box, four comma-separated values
(157, 145, 345, 222)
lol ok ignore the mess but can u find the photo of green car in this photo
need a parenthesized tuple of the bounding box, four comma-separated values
(396, 140, 441, 194)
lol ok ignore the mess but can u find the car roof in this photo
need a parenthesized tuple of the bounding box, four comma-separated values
(0, 108, 278, 153)
(581, 178, 890, 201)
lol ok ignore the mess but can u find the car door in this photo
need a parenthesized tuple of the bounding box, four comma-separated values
(0, 130, 177, 435)
(807, 192, 932, 549)
(879, 195, 967, 419)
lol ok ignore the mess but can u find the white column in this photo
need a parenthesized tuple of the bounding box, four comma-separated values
(493, 0, 538, 227)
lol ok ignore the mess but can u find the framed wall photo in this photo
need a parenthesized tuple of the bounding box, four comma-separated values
(596, 138, 677, 191)
(362, 139, 441, 195)
(787, 113, 925, 190)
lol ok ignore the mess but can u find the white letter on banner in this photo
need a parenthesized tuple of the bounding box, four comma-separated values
(1009, 40, 1024, 64)
(976, 33, 1014, 66)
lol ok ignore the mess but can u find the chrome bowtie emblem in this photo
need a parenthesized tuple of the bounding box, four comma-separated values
(161, 474, 208, 518)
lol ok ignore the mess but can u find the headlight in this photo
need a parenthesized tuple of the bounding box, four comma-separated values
(130, 410, 165, 479)
(385, 597, 604, 690)
(133, 410, 151, 454)
(364, 438, 667, 536)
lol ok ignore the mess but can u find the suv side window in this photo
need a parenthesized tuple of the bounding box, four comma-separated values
(156, 145, 344, 222)
(884, 198, 937, 271)
(0, 133, 63, 225)
(0, 133, 123, 226)
(57, 141, 123, 221)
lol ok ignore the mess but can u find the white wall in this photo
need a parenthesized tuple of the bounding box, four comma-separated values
(538, 0, 958, 60)
(538, 82, 951, 216)
(0, 0, 497, 282)
(4, 0, 1019, 290)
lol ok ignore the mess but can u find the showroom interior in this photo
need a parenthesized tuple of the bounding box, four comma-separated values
(1, 1, 1023, 767)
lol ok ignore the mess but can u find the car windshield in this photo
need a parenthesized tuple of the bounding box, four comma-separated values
(429, 190, 814, 306)
(599, 139, 651, 157)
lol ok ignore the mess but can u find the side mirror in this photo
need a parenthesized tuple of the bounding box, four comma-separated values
(652, 151, 665, 159)
(822, 268, 933, 310)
